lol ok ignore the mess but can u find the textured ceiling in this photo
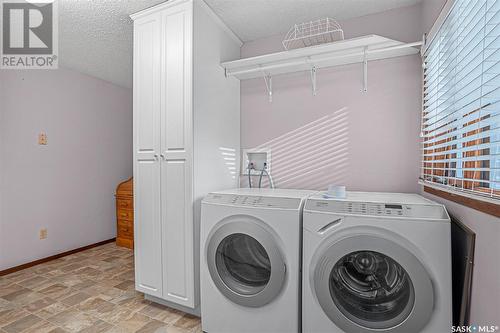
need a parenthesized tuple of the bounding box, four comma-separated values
(58, 0, 422, 88)
(59, 0, 165, 89)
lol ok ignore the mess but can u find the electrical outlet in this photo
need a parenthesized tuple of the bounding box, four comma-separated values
(38, 133, 47, 145)
(39, 228, 47, 240)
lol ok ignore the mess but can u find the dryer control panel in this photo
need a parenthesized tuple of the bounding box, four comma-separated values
(305, 199, 449, 220)
(203, 193, 302, 210)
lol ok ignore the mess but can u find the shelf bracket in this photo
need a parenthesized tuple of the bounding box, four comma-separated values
(363, 46, 368, 93)
(263, 74, 273, 102)
(310, 66, 317, 96)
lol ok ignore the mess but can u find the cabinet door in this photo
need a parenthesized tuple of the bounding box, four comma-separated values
(159, 2, 195, 308)
(133, 14, 163, 297)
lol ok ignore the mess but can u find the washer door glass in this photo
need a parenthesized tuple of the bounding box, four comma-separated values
(216, 233, 271, 295)
(206, 216, 287, 307)
(329, 251, 415, 329)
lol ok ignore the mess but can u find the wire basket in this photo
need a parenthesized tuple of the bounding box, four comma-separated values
(282, 18, 344, 51)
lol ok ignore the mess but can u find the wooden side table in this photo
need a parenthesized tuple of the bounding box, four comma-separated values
(115, 178, 134, 249)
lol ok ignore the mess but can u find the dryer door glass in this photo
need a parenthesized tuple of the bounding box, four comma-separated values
(329, 251, 415, 329)
(216, 233, 271, 295)
(312, 234, 434, 333)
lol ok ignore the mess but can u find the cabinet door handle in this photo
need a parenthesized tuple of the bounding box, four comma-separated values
(160, 154, 165, 160)
(153, 154, 159, 161)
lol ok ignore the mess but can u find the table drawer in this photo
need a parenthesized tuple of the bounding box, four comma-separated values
(116, 178, 134, 249)
(117, 218, 132, 227)
(117, 209, 134, 221)
(118, 225, 133, 239)
(116, 237, 133, 249)
(117, 198, 133, 210)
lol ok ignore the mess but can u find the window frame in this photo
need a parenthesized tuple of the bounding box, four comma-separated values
(423, 184, 500, 217)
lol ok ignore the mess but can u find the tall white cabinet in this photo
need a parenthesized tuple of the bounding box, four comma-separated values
(131, 0, 241, 313)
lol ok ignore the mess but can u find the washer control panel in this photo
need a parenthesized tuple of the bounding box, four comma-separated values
(305, 200, 448, 220)
(203, 193, 302, 209)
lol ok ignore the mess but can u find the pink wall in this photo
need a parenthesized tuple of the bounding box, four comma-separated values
(0, 68, 132, 270)
(422, 0, 447, 34)
(241, 4, 423, 58)
(241, 5, 423, 192)
(241, 57, 422, 191)
(0, 72, 4, 266)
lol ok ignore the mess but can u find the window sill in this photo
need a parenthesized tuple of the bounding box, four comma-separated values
(420, 182, 500, 218)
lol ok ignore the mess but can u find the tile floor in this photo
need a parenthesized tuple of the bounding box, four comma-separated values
(0, 243, 201, 333)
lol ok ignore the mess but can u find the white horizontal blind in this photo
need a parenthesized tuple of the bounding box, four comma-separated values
(421, 0, 500, 200)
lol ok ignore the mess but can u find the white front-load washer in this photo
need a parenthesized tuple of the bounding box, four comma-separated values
(303, 192, 452, 333)
(201, 188, 315, 333)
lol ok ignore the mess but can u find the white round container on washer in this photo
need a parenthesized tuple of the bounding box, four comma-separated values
(201, 188, 315, 333)
(302, 192, 452, 333)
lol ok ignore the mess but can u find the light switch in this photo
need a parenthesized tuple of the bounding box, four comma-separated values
(39, 228, 47, 240)
(38, 133, 47, 145)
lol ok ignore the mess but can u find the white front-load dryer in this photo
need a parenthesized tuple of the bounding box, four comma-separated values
(303, 192, 452, 333)
(201, 188, 315, 333)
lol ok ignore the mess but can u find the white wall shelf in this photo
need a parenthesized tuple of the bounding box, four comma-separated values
(221, 35, 422, 98)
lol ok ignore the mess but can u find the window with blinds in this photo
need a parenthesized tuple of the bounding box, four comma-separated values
(421, 0, 500, 201)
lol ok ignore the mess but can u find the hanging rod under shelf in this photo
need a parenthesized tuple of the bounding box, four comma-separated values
(222, 35, 423, 80)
